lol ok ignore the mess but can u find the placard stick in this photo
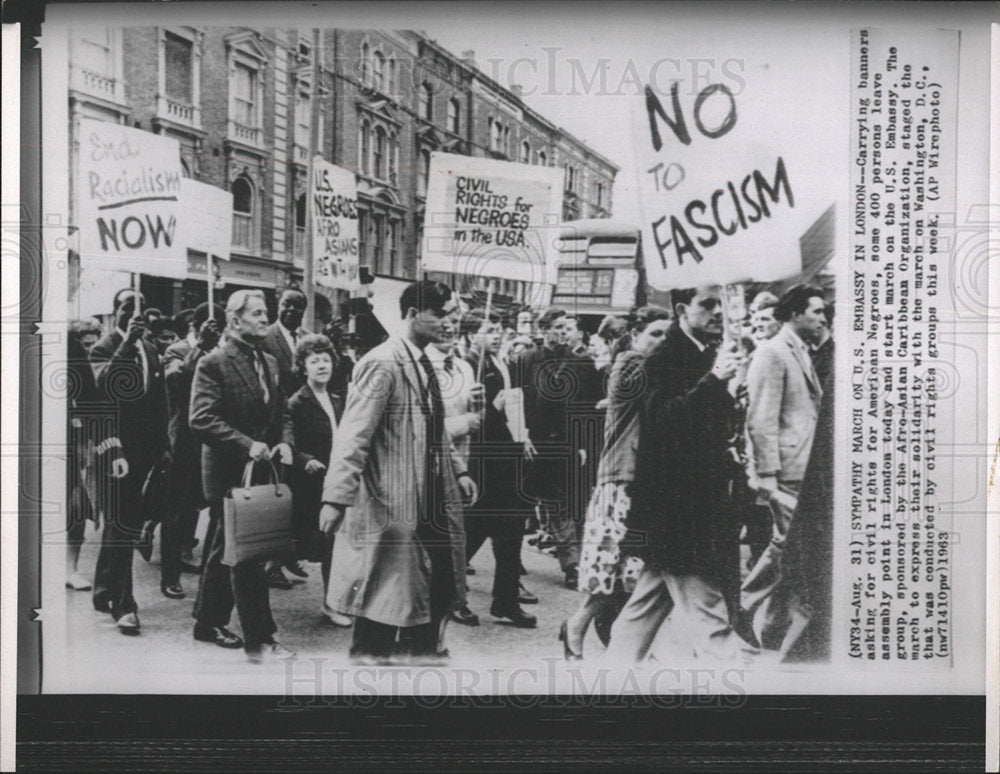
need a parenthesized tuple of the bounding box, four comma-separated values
(206, 252, 215, 320)
(131, 272, 142, 316)
(475, 278, 495, 384)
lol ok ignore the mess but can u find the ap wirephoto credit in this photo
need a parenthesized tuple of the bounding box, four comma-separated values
(7, 2, 998, 770)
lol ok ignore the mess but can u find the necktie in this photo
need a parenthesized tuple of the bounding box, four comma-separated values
(443, 354, 454, 374)
(252, 349, 270, 404)
(418, 352, 446, 516)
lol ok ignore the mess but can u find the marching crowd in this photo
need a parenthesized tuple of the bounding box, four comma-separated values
(66, 278, 833, 666)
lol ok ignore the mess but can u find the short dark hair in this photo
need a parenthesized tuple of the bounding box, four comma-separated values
(459, 308, 501, 339)
(280, 288, 307, 306)
(536, 307, 566, 330)
(148, 316, 175, 336)
(193, 302, 225, 329)
(775, 284, 824, 322)
(69, 318, 102, 342)
(112, 288, 145, 313)
(398, 280, 452, 318)
(294, 333, 336, 376)
(628, 305, 671, 333)
(669, 288, 699, 317)
(596, 315, 628, 343)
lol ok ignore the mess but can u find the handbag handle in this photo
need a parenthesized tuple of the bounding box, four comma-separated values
(240, 459, 284, 499)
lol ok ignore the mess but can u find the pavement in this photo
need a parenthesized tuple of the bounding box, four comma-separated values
(62, 511, 614, 690)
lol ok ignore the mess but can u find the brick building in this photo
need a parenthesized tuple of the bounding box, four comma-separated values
(67, 26, 618, 322)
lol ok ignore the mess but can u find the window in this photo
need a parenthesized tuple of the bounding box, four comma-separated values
(503, 126, 511, 157)
(295, 193, 306, 259)
(373, 50, 386, 91)
(232, 63, 257, 126)
(490, 119, 502, 152)
(164, 31, 193, 103)
(373, 212, 385, 273)
(388, 132, 398, 184)
(538, 150, 547, 166)
(373, 126, 386, 179)
(388, 56, 396, 94)
(358, 209, 368, 264)
(298, 36, 312, 63)
(447, 98, 460, 133)
(360, 43, 370, 86)
(418, 149, 431, 197)
(595, 181, 604, 208)
(388, 219, 398, 275)
(79, 29, 114, 77)
(520, 140, 530, 164)
(565, 165, 577, 193)
(418, 83, 432, 120)
(232, 176, 254, 252)
(359, 120, 371, 175)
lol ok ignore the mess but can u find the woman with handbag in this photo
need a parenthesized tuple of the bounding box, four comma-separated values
(287, 334, 351, 627)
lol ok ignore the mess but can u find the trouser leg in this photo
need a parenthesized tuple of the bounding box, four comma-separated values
(350, 618, 397, 659)
(231, 558, 277, 649)
(490, 517, 522, 607)
(192, 501, 234, 629)
(93, 462, 144, 619)
(320, 532, 335, 591)
(546, 498, 580, 572)
(664, 574, 744, 660)
(604, 566, 675, 662)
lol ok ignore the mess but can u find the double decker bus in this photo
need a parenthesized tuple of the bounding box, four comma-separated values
(551, 219, 646, 330)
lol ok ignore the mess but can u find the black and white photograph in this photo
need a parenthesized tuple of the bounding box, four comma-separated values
(5, 1, 998, 770)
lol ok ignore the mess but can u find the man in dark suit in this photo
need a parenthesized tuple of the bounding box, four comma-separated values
(261, 288, 311, 587)
(511, 307, 586, 589)
(189, 289, 296, 663)
(158, 302, 224, 599)
(609, 286, 752, 662)
(88, 290, 168, 634)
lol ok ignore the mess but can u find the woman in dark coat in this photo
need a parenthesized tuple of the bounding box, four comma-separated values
(286, 333, 348, 626)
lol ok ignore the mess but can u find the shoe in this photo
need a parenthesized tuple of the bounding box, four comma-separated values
(465, 564, 476, 575)
(246, 640, 296, 664)
(266, 567, 294, 590)
(322, 610, 353, 627)
(285, 561, 308, 579)
(564, 568, 579, 590)
(135, 521, 155, 562)
(116, 612, 141, 635)
(518, 582, 538, 605)
(559, 620, 583, 661)
(65, 573, 92, 591)
(490, 601, 537, 628)
(193, 623, 244, 649)
(450, 604, 480, 626)
(180, 562, 202, 575)
(160, 582, 186, 599)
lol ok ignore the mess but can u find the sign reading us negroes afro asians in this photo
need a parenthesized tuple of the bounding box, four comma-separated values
(311, 157, 360, 291)
(423, 153, 564, 285)
(633, 71, 807, 290)
(77, 119, 187, 278)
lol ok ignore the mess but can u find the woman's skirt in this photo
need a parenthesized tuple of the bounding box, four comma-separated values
(577, 481, 644, 596)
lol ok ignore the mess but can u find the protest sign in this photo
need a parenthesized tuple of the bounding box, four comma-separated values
(178, 178, 233, 261)
(632, 66, 826, 291)
(311, 157, 360, 291)
(423, 152, 564, 285)
(77, 118, 186, 278)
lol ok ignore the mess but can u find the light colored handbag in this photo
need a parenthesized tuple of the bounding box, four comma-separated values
(222, 459, 294, 567)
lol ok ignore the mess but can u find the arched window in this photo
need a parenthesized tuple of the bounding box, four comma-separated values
(359, 120, 371, 175)
(388, 56, 396, 94)
(418, 148, 431, 196)
(538, 150, 547, 166)
(447, 98, 460, 133)
(520, 140, 530, 164)
(373, 126, 386, 179)
(388, 131, 398, 183)
(372, 212, 385, 273)
(231, 176, 254, 251)
(360, 42, 370, 86)
(418, 83, 432, 120)
(373, 50, 386, 91)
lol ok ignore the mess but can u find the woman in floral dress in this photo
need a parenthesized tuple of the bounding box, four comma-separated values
(560, 306, 672, 659)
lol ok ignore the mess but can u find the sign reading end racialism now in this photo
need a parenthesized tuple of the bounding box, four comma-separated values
(77, 119, 187, 278)
(423, 153, 564, 285)
(632, 70, 808, 290)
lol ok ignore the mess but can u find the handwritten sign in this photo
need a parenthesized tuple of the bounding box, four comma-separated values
(423, 152, 564, 285)
(632, 69, 819, 290)
(178, 178, 232, 261)
(77, 119, 185, 277)
(311, 157, 359, 291)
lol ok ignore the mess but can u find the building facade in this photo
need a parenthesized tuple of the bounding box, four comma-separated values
(67, 26, 618, 320)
